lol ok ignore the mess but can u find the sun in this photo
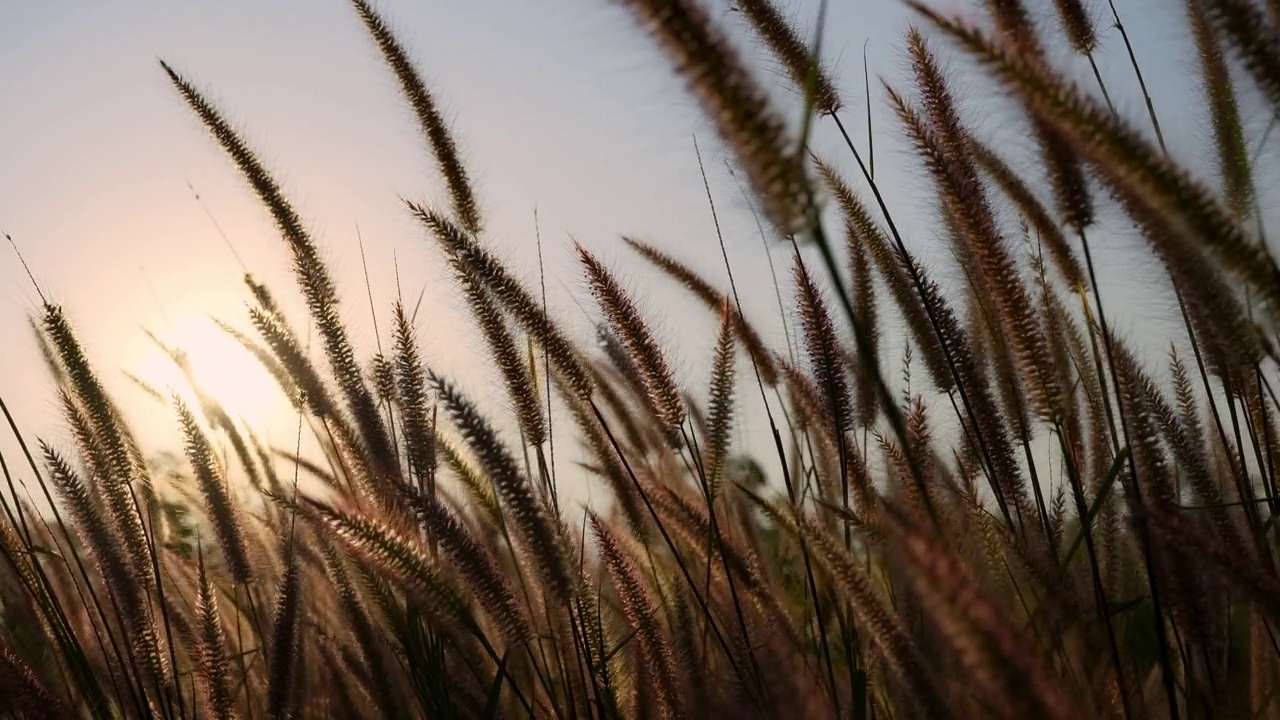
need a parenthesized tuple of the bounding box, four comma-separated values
(137, 313, 287, 426)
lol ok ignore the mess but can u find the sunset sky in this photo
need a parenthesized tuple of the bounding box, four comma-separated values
(0, 0, 1251, 501)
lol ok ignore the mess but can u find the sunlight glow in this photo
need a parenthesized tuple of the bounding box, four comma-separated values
(137, 313, 286, 426)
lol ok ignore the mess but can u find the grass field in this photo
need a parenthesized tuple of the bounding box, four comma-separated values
(3, 0, 1280, 717)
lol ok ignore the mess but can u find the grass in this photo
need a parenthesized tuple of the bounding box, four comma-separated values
(2, 0, 1280, 717)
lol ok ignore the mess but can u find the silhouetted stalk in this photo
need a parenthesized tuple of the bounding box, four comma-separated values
(27, 441, 146, 717)
(1078, 226, 1180, 717)
(698, 139, 844, 713)
(1053, 421, 1131, 718)
(829, 112, 1014, 530)
(588, 400, 757, 701)
(533, 211, 561, 512)
(807, 213, 940, 528)
(1101, 9, 1266, 551)
(0, 397, 116, 718)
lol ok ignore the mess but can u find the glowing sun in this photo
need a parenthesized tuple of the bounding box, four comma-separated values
(137, 313, 286, 425)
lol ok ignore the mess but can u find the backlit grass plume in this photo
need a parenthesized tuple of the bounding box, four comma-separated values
(610, 0, 812, 234)
(429, 373, 574, 604)
(912, 2, 1280, 324)
(623, 237, 779, 387)
(732, 0, 843, 116)
(349, 0, 483, 235)
(577, 242, 687, 444)
(161, 61, 397, 481)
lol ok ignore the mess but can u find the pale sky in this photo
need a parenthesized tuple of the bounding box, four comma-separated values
(2, 0, 1268, 503)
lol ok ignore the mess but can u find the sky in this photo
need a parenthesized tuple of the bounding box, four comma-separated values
(1, 0, 1271, 506)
